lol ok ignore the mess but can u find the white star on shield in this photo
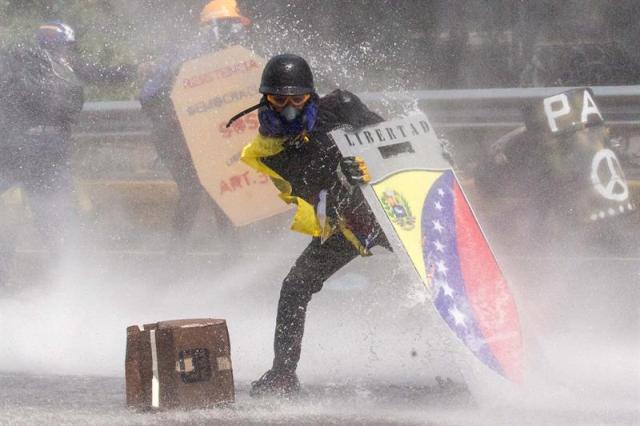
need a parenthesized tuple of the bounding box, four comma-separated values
(436, 259, 448, 276)
(438, 280, 454, 298)
(449, 305, 467, 328)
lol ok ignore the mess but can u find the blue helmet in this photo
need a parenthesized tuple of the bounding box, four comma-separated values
(36, 21, 76, 49)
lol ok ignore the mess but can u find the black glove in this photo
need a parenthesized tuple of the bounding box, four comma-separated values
(320, 156, 369, 231)
(338, 156, 371, 186)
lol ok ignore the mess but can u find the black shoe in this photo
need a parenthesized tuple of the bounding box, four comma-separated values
(250, 369, 301, 397)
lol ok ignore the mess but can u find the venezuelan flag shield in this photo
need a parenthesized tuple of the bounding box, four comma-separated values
(372, 169, 524, 383)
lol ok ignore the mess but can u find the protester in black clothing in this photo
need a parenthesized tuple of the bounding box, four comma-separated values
(0, 21, 135, 286)
(238, 54, 390, 396)
(476, 88, 635, 249)
(138, 0, 250, 253)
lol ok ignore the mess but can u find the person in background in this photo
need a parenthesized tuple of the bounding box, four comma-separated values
(475, 88, 635, 250)
(138, 0, 251, 254)
(0, 21, 135, 286)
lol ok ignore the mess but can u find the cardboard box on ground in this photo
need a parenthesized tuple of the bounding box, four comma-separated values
(125, 319, 234, 410)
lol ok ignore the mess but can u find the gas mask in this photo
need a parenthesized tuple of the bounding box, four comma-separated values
(280, 105, 302, 122)
(205, 18, 248, 47)
(257, 98, 318, 137)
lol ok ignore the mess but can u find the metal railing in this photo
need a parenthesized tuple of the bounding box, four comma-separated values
(72, 86, 640, 180)
(78, 85, 640, 131)
(12, 86, 640, 251)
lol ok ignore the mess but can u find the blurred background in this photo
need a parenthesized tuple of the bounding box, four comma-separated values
(1, 0, 638, 99)
(0, 2, 638, 423)
(0, 0, 637, 261)
(0, 0, 637, 278)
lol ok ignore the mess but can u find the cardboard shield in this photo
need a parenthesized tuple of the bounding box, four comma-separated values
(171, 45, 289, 226)
(330, 113, 524, 392)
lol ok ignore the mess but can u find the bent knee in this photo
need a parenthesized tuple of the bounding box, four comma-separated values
(281, 272, 324, 301)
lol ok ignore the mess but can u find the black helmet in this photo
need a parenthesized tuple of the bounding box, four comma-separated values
(259, 54, 314, 96)
(36, 21, 76, 49)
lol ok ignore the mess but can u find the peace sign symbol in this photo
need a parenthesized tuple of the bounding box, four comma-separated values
(591, 148, 629, 202)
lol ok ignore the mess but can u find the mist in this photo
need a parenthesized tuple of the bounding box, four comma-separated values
(1, 0, 639, 424)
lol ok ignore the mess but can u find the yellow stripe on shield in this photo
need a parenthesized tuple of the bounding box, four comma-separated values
(372, 170, 443, 291)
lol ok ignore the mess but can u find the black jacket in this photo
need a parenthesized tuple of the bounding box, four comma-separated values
(259, 89, 386, 249)
(0, 45, 134, 138)
(0, 47, 82, 135)
(262, 90, 381, 205)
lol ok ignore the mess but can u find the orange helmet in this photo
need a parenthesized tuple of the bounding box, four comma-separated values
(200, 0, 251, 26)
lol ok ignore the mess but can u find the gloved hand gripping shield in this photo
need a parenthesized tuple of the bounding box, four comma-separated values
(338, 156, 371, 186)
(317, 156, 373, 244)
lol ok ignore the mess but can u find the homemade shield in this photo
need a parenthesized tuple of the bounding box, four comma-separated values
(330, 113, 524, 393)
(171, 45, 290, 226)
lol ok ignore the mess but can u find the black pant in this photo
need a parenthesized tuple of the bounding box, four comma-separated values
(272, 231, 389, 373)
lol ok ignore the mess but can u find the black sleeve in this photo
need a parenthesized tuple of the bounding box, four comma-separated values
(337, 89, 384, 127)
(319, 89, 384, 129)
